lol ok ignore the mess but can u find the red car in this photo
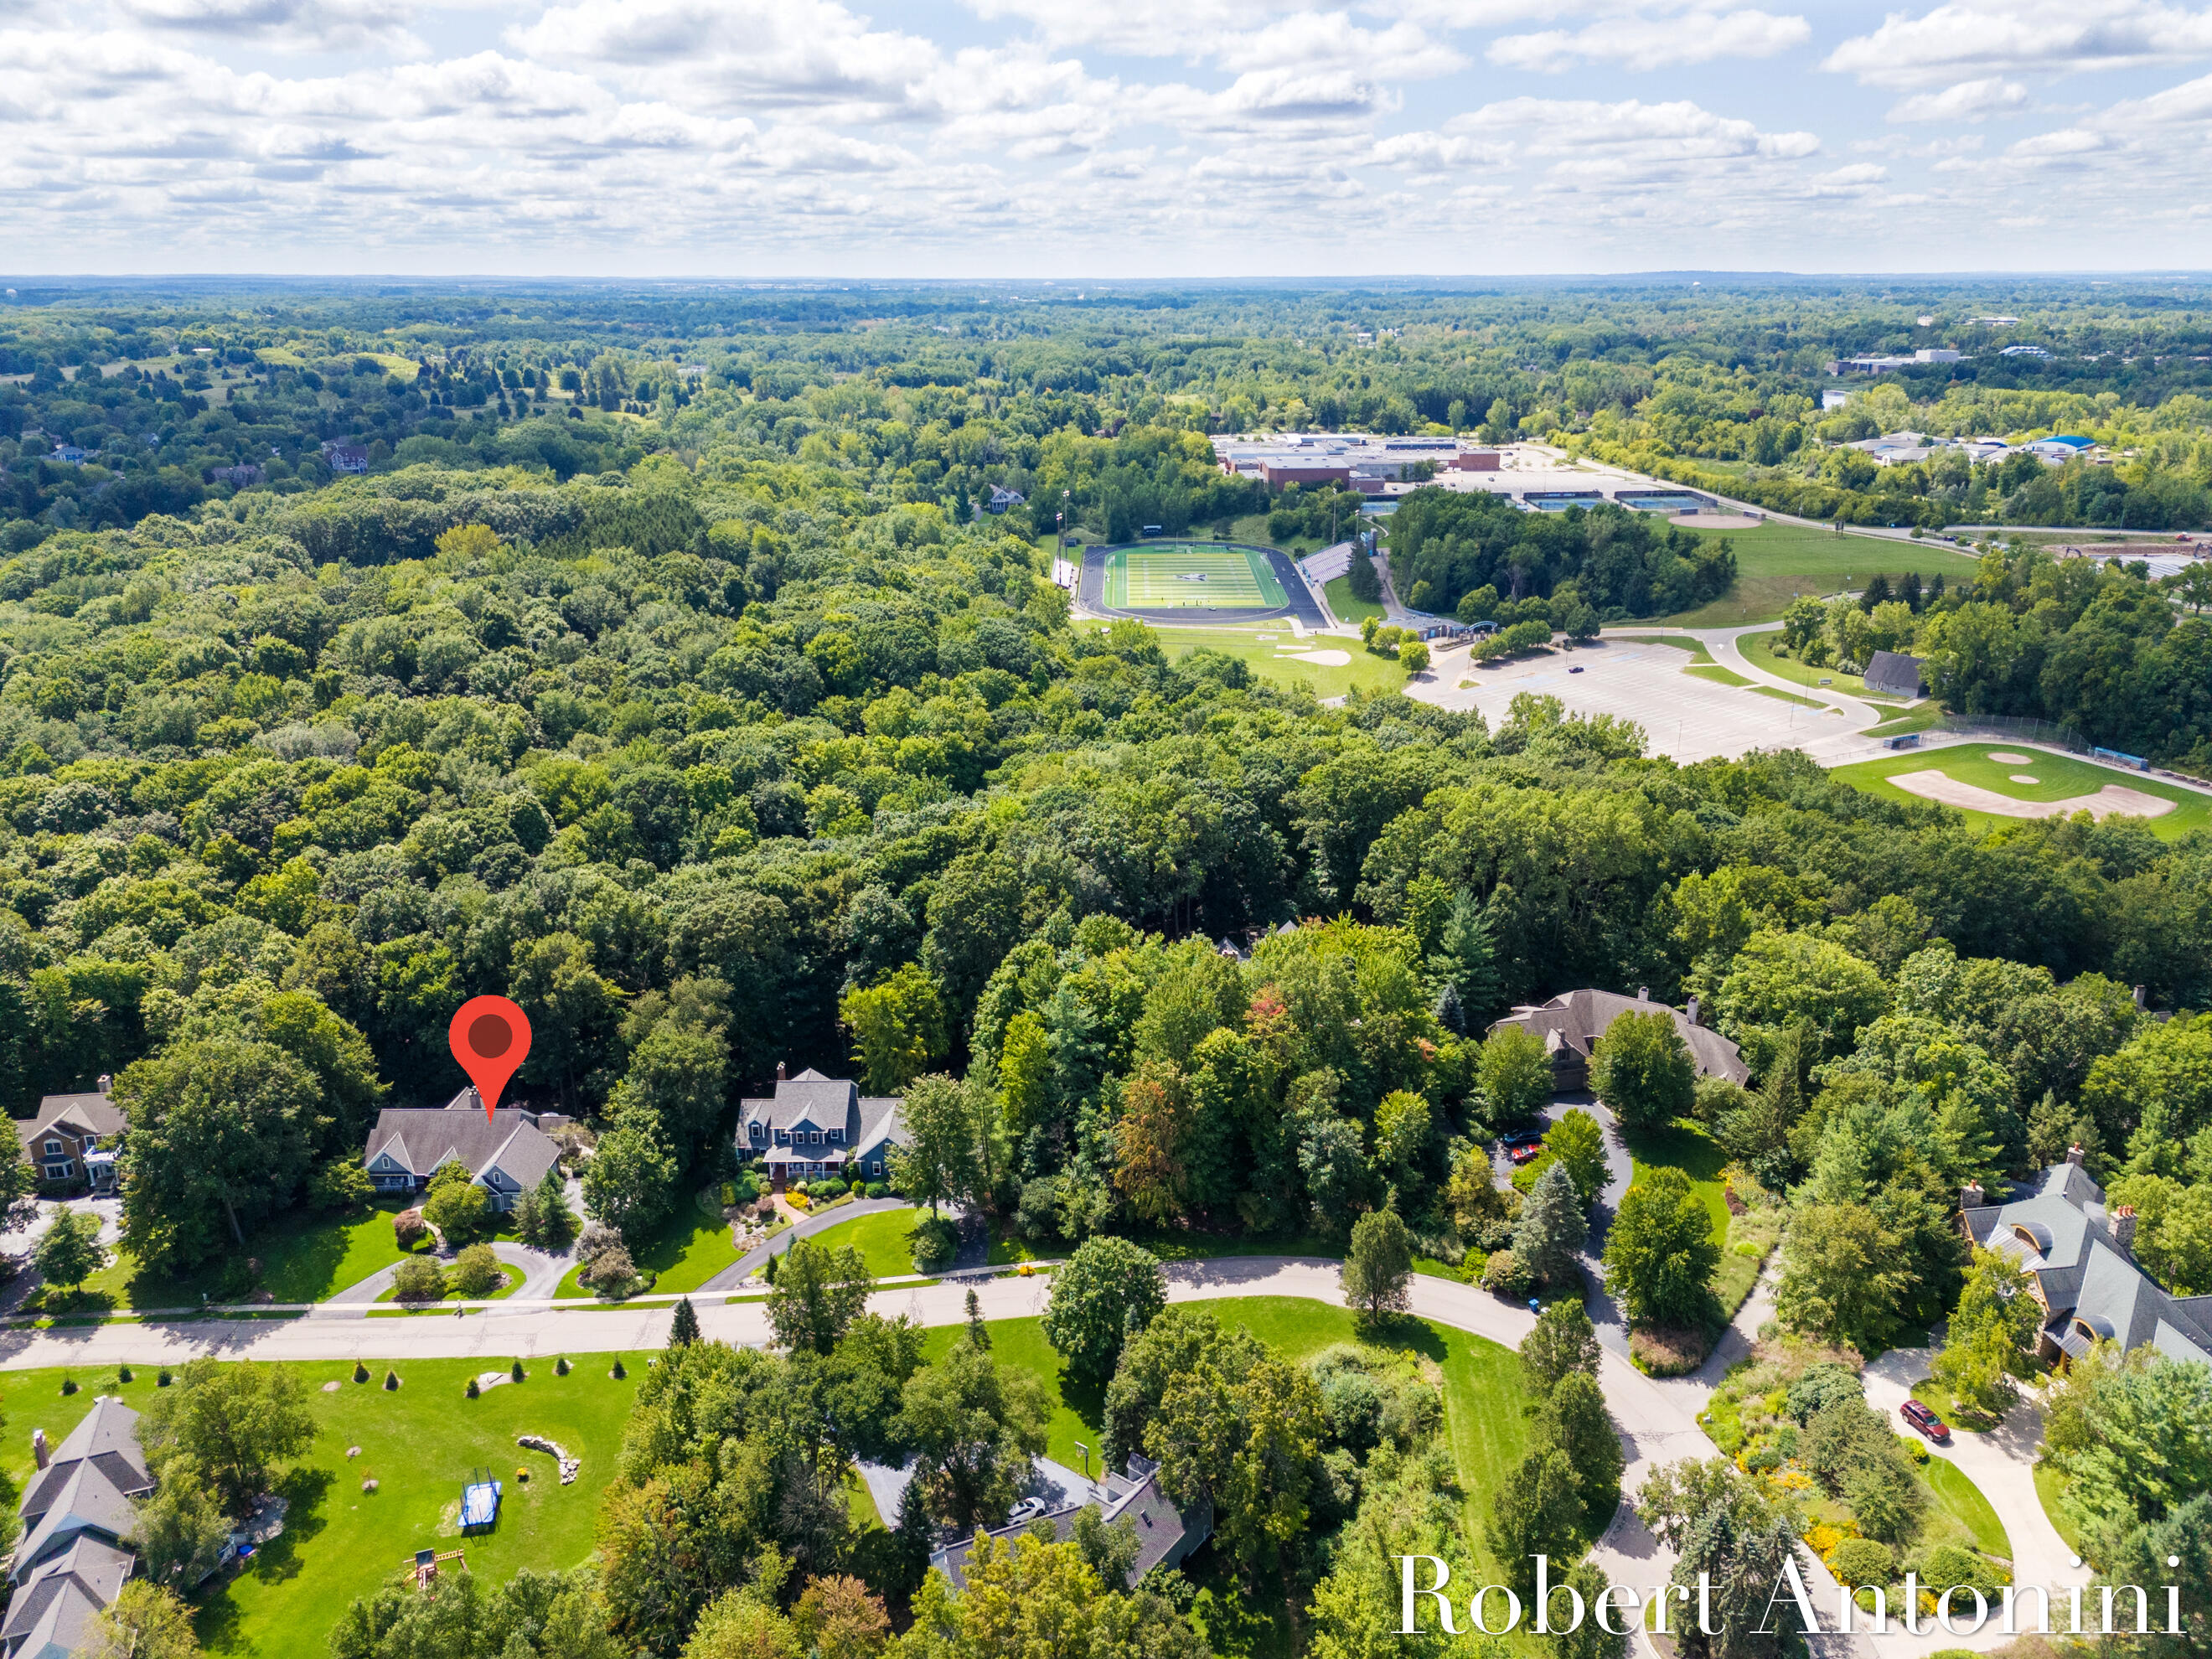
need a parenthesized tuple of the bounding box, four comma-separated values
(1507, 1141, 1546, 1166)
(1899, 1399, 1951, 1442)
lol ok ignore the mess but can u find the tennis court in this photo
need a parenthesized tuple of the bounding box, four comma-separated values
(1103, 545, 1288, 611)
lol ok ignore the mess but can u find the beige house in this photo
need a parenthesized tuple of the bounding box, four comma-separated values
(1487, 987, 1749, 1093)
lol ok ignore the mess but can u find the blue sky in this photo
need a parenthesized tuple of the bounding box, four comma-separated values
(5, 0, 2210, 275)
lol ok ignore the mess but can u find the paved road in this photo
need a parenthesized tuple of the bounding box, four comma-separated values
(0, 1253, 2067, 1655)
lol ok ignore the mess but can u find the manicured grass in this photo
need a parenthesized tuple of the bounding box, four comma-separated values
(1863, 705, 1946, 740)
(1925, 1456, 2013, 1561)
(1744, 630, 1906, 703)
(2035, 1460, 2085, 1558)
(1654, 525, 1976, 628)
(1621, 1119, 1731, 1244)
(808, 1207, 923, 1278)
(1625, 633, 1718, 664)
(374, 1264, 524, 1305)
(1831, 743, 2212, 841)
(1322, 574, 1387, 624)
(554, 1202, 737, 1301)
(936, 1297, 1529, 1574)
(27, 1201, 430, 1315)
(0, 1357, 644, 1656)
(1118, 1227, 1341, 1264)
(1145, 623, 1408, 700)
(1689, 664, 1756, 687)
(1751, 684, 1827, 709)
(1103, 545, 1284, 610)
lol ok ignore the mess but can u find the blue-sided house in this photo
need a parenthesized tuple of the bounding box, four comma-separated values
(737, 1066, 904, 1191)
(363, 1089, 563, 1212)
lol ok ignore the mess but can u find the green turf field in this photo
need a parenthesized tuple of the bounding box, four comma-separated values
(1104, 545, 1286, 610)
(1832, 743, 2212, 840)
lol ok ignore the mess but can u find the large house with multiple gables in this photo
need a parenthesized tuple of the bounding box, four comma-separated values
(16, 1081, 123, 1196)
(1488, 987, 1749, 1093)
(362, 1088, 563, 1212)
(4, 1396, 153, 1659)
(1963, 1148, 2212, 1367)
(737, 1066, 904, 1191)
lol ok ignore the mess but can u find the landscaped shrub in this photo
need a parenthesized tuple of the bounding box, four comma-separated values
(465, 1377, 479, 1398)
(555, 1356, 570, 1376)
(384, 1369, 400, 1389)
(394, 1210, 428, 1251)
(848, 1179, 864, 1195)
(1830, 1538, 1894, 1588)
(1481, 1248, 1531, 1298)
(580, 1243, 638, 1296)
(354, 1362, 370, 1382)
(610, 1357, 626, 1380)
(392, 1258, 447, 1302)
(1917, 1543, 2006, 1597)
(116, 1365, 132, 1383)
(907, 1215, 959, 1273)
(864, 1182, 887, 1201)
(449, 1243, 501, 1298)
(510, 1357, 525, 1382)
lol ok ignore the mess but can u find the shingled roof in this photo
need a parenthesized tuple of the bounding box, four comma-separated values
(2, 1532, 134, 1659)
(1965, 1159, 2212, 1366)
(1490, 988, 1748, 1088)
(930, 1454, 1209, 1591)
(362, 1099, 560, 1191)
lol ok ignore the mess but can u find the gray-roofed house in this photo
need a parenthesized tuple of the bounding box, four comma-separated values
(17, 1080, 125, 1196)
(929, 1453, 1210, 1590)
(1862, 650, 1926, 699)
(1962, 1149, 2212, 1367)
(6, 1395, 152, 1659)
(362, 1089, 562, 1212)
(1488, 987, 1749, 1093)
(737, 1067, 904, 1191)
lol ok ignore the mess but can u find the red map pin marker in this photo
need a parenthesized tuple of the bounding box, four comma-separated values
(448, 995, 531, 1122)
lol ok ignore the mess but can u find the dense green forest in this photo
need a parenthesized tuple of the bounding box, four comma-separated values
(3, 282, 2210, 1658)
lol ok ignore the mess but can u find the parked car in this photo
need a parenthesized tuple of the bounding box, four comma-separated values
(1899, 1399, 1950, 1441)
(1507, 1141, 1547, 1166)
(1498, 1129, 1544, 1150)
(1569, 665, 1584, 673)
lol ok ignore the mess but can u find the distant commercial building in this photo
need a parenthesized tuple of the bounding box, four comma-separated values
(1998, 344, 2053, 359)
(1826, 349, 1962, 375)
(1215, 432, 1482, 493)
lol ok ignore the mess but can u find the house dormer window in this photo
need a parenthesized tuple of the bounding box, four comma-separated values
(44, 1140, 62, 1155)
(777, 1129, 788, 1144)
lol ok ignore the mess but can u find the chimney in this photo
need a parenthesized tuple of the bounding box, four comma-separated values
(1686, 995, 1701, 1026)
(1961, 1181, 1986, 1211)
(2133, 985, 2147, 1010)
(32, 1429, 47, 1470)
(96, 1073, 111, 1093)
(776, 1062, 787, 1082)
(1636, 986, 1650, 1001)
(2066, 1144, 2085, 1168)
(2112, 1205, 2137, 1253)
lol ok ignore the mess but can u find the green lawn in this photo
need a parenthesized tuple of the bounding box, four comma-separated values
(26, 1200, 431, 1315)
(1653, 525, 1977, 628)
(933, 1297, 1529, 1568)
(1322, 574, 1386, 624)
(554, 1202, 737, 1300)
(1751, 685, 1827, 710)
(1744, 630, 1906, 703)
(1691, 664, 1756, 688)
(374, 1264, 525, 1305)
(2035, 1460, 2085, 1558)
(0, 1357, 645, 1656)
(1145, 623, 1408, 700)
(1103, 545, 1284, 611)
(1621, 633, 1718, 664)
(1621, 1119, 1731, 1243)
(1863, 705, 1946, 741)
(807, 1207, 923, 1278)
(1831, 743, 2212, 841)
(1925, 1456, 2013, 1561)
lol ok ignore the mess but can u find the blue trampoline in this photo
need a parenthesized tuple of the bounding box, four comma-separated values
(460, 1470, 502, 1531)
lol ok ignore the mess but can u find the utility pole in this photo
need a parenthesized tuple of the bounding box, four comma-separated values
(1056, 488, 1070, 567)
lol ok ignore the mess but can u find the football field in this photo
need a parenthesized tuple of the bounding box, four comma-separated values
(1103, 544, 1288, 610)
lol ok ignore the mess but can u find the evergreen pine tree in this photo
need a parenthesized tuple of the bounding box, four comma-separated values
(1514, 1162, 1589, 1289)
(669, 1296, 700, 1348)
(892, 1470, 935, 1594)
(964, 1287, 990, 1350)
(1439, 892, 1501, 1022)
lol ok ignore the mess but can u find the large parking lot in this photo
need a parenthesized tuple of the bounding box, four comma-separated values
(1406, 637, 1863, 763)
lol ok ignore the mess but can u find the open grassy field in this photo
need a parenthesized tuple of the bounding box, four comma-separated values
(1103, 545, 1284, 611)
(554, 1202, 738, 1300)
(1832, 743, 2212, 840)
(1744, 629, 1907, 703)
(0, 1357, 648, 1656)
(1322, 573, 1386, 623)
(25, 1200, 433, 1316)
(1656, 525, 1980, 628)
(1151, 624, 1408, 699)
